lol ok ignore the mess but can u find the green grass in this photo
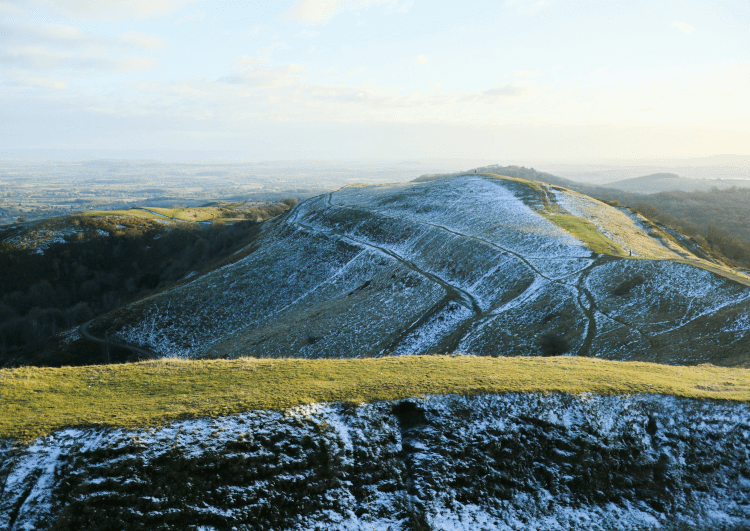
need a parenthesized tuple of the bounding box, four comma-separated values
(76, 209, 171, 221)
(546, 213, 626, 256)
(138, 206, 220, 222)
(2, 355, 749, 441)
(477, 173, 628, 257)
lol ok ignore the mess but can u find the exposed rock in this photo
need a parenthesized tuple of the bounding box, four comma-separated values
(2, 393, 749, 530)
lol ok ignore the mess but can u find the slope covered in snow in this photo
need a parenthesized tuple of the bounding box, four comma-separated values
(94, 174, 750, 366)
(2, 393, 749, 531)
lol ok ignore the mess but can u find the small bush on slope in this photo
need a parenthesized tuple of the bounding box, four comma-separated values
(539, 333, 570, 356)
(612, 274, 646, 296)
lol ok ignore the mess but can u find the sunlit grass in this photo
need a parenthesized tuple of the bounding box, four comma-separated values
(2, 355, 749, 441)
(138, 206, 224, 222)
(75, 209, 169, 220)
(478, 173, 626, 257)
(546, 213, 626, 256)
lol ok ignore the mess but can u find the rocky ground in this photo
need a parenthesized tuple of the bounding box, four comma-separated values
(2, 392, 749, 530)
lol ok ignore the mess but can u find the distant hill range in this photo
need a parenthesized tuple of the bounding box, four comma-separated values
(603, 173, 750, 194)
(90, 173, 750, 367)
(418, 166, 750, 194)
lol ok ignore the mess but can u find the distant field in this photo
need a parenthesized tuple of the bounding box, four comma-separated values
(77, 209, 171, 220)
(2, 355, 749, 441)
(136, 206, 224, 221)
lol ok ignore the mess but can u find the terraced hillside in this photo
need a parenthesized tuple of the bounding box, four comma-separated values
(94, 174, 750, 366)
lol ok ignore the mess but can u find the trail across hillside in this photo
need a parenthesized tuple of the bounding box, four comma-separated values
(80, 320, 157, 360)
(132, 207, 213, 225)
(323, 190, 606, 355)
(323, 180, 750, 357)
(94, 175, 750, 364)
(673, 259, 750, 289)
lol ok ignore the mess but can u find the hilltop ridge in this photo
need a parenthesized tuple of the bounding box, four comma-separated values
(3, 173, 750, 531)
(86, 174, 750, 366)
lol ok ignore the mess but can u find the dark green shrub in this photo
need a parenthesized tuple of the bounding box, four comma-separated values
(539, 333, 570, 356)
(612, 274, 646, 296)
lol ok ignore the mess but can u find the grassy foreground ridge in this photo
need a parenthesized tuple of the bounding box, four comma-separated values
(2, 355, 750, 441)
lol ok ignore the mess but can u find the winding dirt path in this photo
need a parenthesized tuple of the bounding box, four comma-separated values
(79, 320, 157, 360)
(323, 191, 605, 353)
(293, 217, 482, 315)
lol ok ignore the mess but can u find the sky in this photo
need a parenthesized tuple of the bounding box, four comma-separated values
(1, 0, 749, 161)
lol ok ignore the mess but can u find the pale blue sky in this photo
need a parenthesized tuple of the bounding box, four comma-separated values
(1, 0, 748, 161)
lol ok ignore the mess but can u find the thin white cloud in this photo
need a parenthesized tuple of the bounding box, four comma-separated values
(0, 1, 24, 16)
(0, 46, 68, 69)
(593, 66, 608, 76)
(479, 82, 531, 99)
(118, 31, 167, 50)
(234, 56, 252, 69)
(27, 0, 201, 22)
(283, 0, 347, 25)
(174, 10, 206, 25)
(34, 24, 90, 43)
(672, 21, 695, 35)
(552, 65, 563, 72)
(3, 23, 168, 53)
(26, 76, 68, 89)
(0, 21, 164, 75)
(296, 29, 320, 38)
(514, 69, 539, 78)
(232, 43, 286, 70)
(245, 26, 262, 37)
(505, 0, 551, 13)
(428, 80, 443, 89)
(3, 71, 68, 89)
(1, 23, 100, 48)
(15, 60, 748, 155)
(221, 63, 306, 89)
(116, 56, 158, 72)
(384, 0, 412, 14)
(0, 44, 158, 73)
(414, 55, 428, 65)
(282, 0, 410, 25)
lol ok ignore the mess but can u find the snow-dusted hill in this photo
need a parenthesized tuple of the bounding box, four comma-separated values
(2, 393, 749, 530)
(97, 174, 750, 365)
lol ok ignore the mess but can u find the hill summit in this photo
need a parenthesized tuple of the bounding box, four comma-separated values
(93, 174, 750, 366)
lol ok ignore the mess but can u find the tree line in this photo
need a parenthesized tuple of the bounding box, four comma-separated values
(0, 200, 295, 366)
(485, 166, 750, 269)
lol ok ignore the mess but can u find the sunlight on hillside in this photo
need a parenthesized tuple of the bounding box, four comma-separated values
(2, 355, 749, 441)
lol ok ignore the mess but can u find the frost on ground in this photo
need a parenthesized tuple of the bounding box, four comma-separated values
(1, 393, 749, 531)
(103, 175, 750, 364)
(586, 260, 750, 365)
(550, 188, 685, 261)
(6, 226, 80, 254)
(393, 301, 473, 355)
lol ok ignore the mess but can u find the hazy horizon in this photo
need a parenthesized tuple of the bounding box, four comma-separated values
(2, 1, 749, 161)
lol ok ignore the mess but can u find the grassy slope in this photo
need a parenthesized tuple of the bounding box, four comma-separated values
(480, 173, 750, 286)
(479, 174, 628, 257)
(137, 206, 222, 222)
(77, 209, 171, 221)
(546, 214, 626, 256)
(2, 355, 749, 441)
